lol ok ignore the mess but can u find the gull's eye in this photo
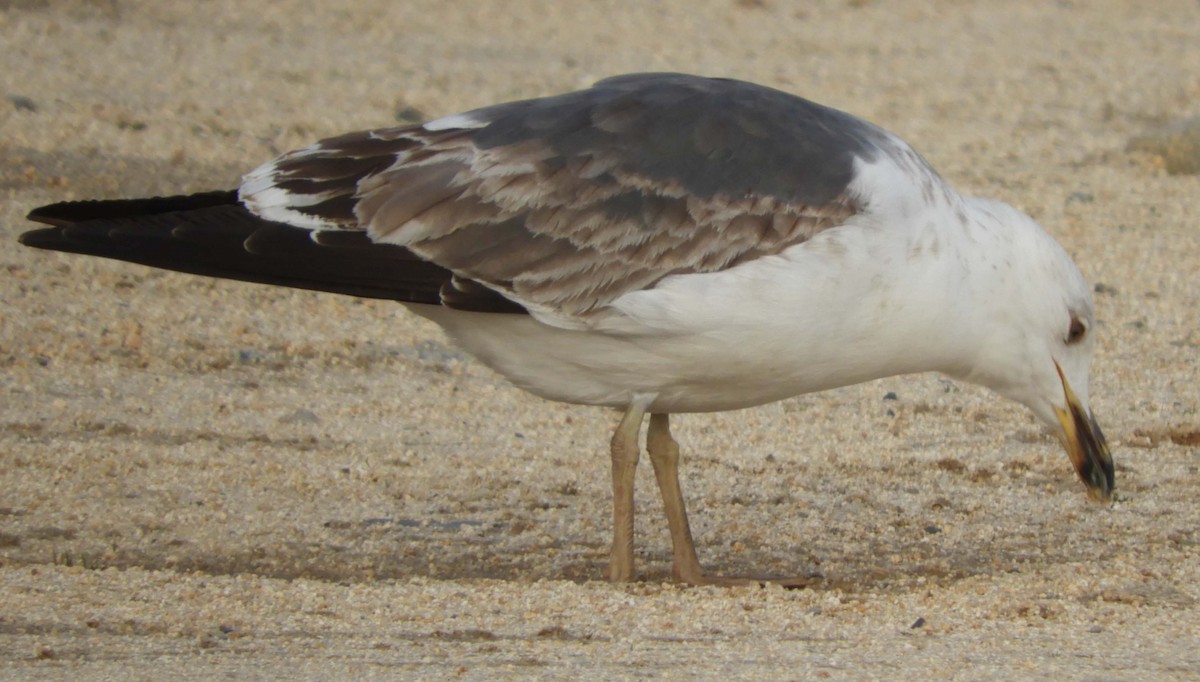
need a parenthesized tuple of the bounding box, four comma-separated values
(1066, 316, 1087, 344)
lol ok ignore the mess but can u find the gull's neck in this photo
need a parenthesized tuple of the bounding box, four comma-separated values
(770, 192, 1008, 389)
(899, 196, 1034, 383)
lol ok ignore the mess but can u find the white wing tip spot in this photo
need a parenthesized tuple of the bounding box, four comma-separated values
(422, 112, 485, 132)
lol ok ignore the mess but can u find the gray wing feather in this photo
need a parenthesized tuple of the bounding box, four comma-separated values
(241, 73, 890, 318)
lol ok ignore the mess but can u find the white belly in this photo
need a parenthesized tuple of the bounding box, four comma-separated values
(408, 303, 824, 412)
(405, 227, 965, 413)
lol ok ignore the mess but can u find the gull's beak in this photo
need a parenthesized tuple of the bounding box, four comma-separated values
(1053, 362, 1115, 502)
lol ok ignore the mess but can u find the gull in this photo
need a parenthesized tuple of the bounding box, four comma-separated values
(19, 73, 1113, 586)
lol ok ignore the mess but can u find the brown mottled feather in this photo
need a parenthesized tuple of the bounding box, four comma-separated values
(252, 131, 858, 318)
(240, 74, 889, 318)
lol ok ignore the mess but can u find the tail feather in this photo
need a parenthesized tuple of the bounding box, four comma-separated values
(18, 191, 465, 306)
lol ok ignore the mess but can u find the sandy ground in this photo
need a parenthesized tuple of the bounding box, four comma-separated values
(2, 0, 1199, 679)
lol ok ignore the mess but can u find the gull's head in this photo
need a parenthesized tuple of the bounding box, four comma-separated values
(957, 198, 1114, 502)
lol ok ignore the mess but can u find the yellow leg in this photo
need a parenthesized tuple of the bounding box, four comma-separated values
(646, 413, 819, 588)
(646, 413, 706, 583)
(605, 403, 645, 582)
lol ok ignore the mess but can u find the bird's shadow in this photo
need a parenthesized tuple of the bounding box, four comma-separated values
(10, 489, 1114, 595)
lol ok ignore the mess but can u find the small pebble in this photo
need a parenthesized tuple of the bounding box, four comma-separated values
(278, 408, 320, 424)
(8, 95, 37, 111)
(395, 104, 427, 123)
(237, 348, 268, 364)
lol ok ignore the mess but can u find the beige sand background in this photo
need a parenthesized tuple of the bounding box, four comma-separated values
(2, 0, 1199, 678)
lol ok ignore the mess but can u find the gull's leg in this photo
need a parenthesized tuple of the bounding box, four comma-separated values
(646, 413, 819, 588)
(606, 403, 646, 582)
(646, 413, 706, 583)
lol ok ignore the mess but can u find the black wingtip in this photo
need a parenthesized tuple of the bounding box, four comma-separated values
(16, 189, 522, 312)
(17, 226, 70, 250)
(25, 190, 240, 228)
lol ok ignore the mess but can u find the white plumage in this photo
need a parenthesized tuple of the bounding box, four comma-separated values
(21, 73, 1114, 585)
